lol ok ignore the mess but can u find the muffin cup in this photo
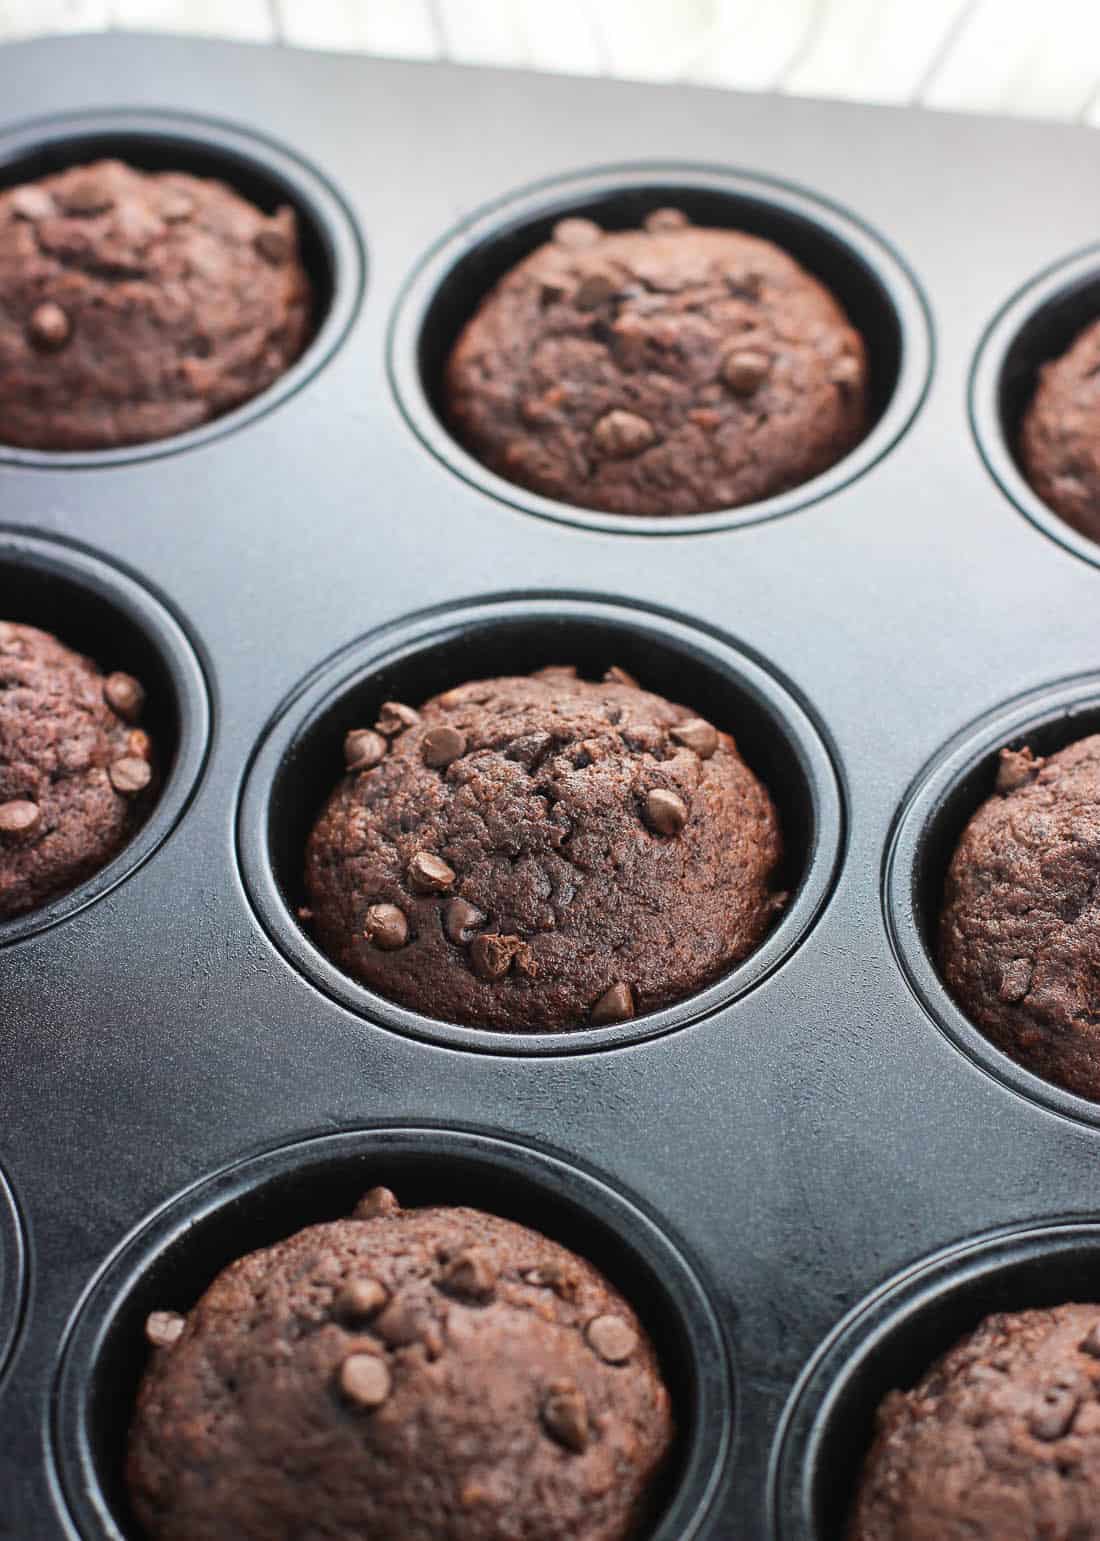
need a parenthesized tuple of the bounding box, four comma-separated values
(237, 593, 844, 1052)
(885, 673, 1100, 1128)
(0, 531, 210, 946)
(770, 1221, 1100, 1539)
(51, 1126, 731, 1541)
(389, 163, 931, 536)
(0, 1165, 25, 1388)
(972, 246, 1100, 567)
(0, 109, 364, 466)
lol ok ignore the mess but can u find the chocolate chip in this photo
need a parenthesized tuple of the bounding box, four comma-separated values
(159, 192, 194, 222)
(586, 1313, 637, 1363)
(339, 1352, 391, 1408)
(575, 270, 617, 309)
(103, 671, 145, 722)
(422, 725, 467, 769)
(62, 174, 114, 214)
(722, 348, 771, 395)
(644, 788, 689, 835)
(444, 897, 485, 945)
(374, 1299, 423, 1347)
(364, 903, 408, 950)
(671, 718, 718, 758)
(337, 1277, 388, 1320)
(524, 1261, 578, 1299)
(996, 746, 1039, 795)
(541, 1381, 589, 1452)
(553, 216, 601, 249)
(10, 186, 54, 221)
(28, 302, 71, 351)
(470, 932, 524, 980)
(144, 1310, 186, 1349)
(407, 851, 456, 893)
(603, 665, 639, 688)
(439, 1248, 496, 1303)
(998, 958, 1033, 1004)
(254, 225, 290, 264)
(1082, 1324, 1100, 1358)
(1029, 1388, 1079, 1441)
(376, 701, 422, 736)
(353, 1186, 400, 1220)
(591, 982, 635, 1025)
(109, 756, 152, 796)
(644, 207, 690, 233)
(592, 408, 657, 459)
(345, 728, 387, 772)
(0, 800, 41, 839)
(830, 354, 862, 389)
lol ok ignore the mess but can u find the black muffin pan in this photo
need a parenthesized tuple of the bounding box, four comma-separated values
(4, 30, 1100, 1540)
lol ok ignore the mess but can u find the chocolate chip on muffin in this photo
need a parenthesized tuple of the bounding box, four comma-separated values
(0, 158, 311, 452)
(303, 664, 784, 1031)
(445, 207, 868, 517)
(940, 734, 1100, 1101)
(0, 623, 157, 917)
(1020, 318, 1100, 542)
(849, 1304, 1100, 1539)
(127, 1190, 674, 1541)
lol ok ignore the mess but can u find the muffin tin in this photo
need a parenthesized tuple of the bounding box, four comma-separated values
(4, 28, 1100, 1539)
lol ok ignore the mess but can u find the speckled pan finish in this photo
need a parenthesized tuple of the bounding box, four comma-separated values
(2, 30, 1100, 1541)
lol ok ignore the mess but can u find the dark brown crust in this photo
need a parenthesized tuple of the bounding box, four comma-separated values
(0, 159, 311, 452)
(303, 666, 784, 1032)
(848, 1304, 1100, 1539)
(939, 735, 1100, 1101)
(127, 1197, 674, 1541)
(1020, 318, 1100, 542)
(445, 209, 868, 518)
(0, 622, 157, 917)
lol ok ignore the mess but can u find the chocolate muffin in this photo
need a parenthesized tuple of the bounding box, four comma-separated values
(0, 158, 311, 451)
(848, 1303, 1100, 1539)
(0, 622, 156, 918)
(445, 207, 868, 517)
(1020, 318, 1100, 542)
(128, 1187, 675, 1541)
(940, 736, 1100, 1101)
(303, 665, 784, 1032)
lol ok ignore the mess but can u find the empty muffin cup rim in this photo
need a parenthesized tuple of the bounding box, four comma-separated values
(0, 528, 211, 947)
(49, 1125, 732, 1541)
(0, 107, 364, 468)
(388, 160, 932, 537)
(884, 672, 1100, 1131)
(0, 1164, 26, 1391)
(235, 593, 845, 1056)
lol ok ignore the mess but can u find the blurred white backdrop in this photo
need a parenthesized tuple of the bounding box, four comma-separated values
(4, 0, 1100, 122)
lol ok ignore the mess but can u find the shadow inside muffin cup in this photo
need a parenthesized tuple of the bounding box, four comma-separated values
(0, 531, 209, 944)
(239, 596, 843, 1052)
(770, 1223, 1100, 1539)
(0, 110, 362, 465)
(885, 675, 1100, 1125)
(972, 246, 1100, 565)
(52, 1128, 731, 1541)
(390, 166, 931, 535)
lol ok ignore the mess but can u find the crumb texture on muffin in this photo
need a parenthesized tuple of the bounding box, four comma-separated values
(445, 207, 868, 517)
(0, 621, 156, 917)
(940, 735, 1100, 1101)
(127, 1190, 675, 1541)
(304, 665, 784, 1031)
(0, 158, 311, 452)
(848, 1303, 1100, 1540)
(1021, 318, 1100, 542)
